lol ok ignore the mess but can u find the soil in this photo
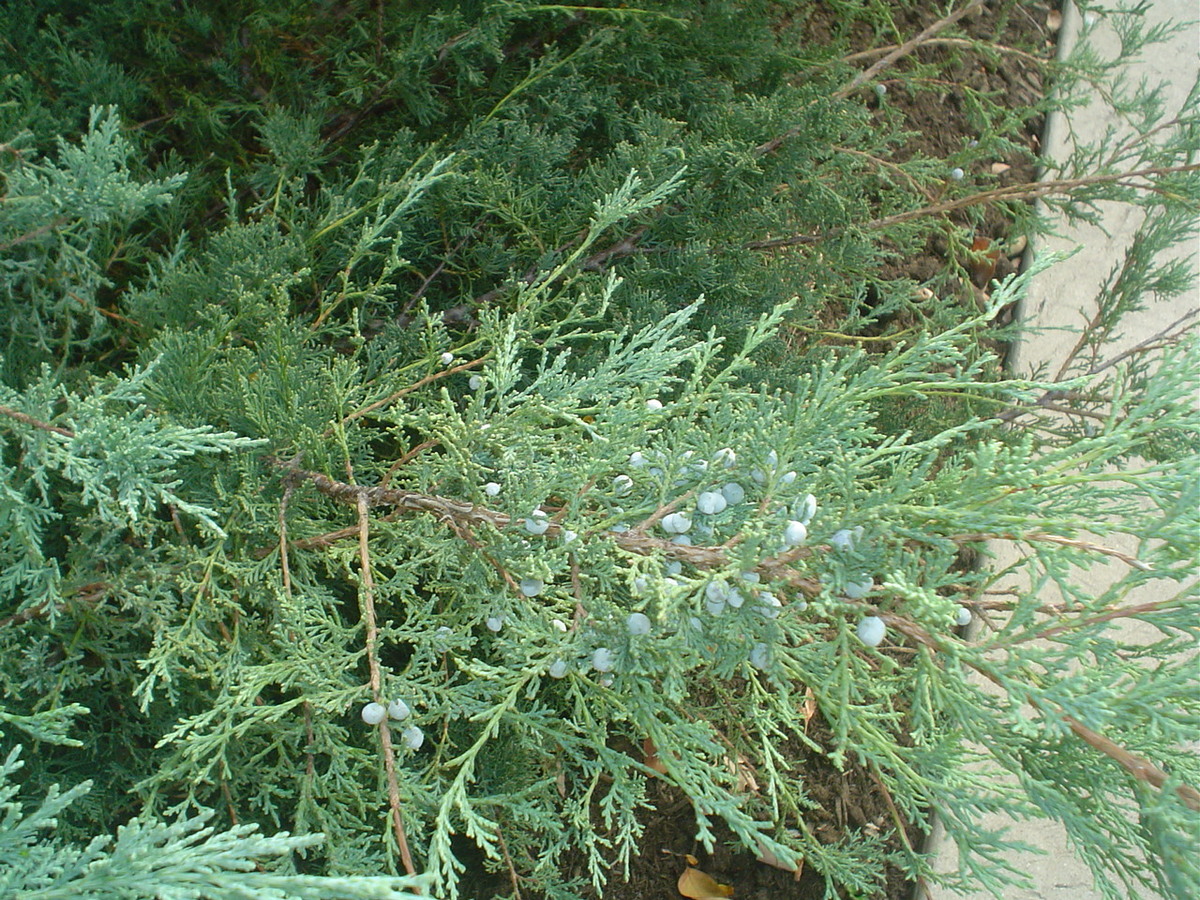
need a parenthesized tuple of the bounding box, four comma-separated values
(593, 4, 1060, 899)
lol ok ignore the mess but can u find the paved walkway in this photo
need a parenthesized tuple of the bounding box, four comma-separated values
(925, 2, 1199, 898)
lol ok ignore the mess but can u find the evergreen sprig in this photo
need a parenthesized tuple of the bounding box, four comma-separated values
(0, 2, 1196, 898)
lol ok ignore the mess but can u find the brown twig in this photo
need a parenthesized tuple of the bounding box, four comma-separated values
(0, 405, 75, 438)
(883, 612, 1200, 811)
(835, 0, 986, 100)
(841, 36, 1045, 67)
(949, 531, 1152, 572)
(382, 440, 440, 488)
(331, 357, 488, 435)
(1015, 596, 1191, 644)
(220, 778, 240, 827)
(1086, 308, 1200, 377)
(272, 459, 824, 595)
(496, 824, 524, 900)
(1062, 714, 1200, 812)
(833, 145, 938, 201)
(355, 493, 418, 878)
(755, 0, 986, 157)
(0, 217, 72, 253)
(278, 482, 294, 597)
(743, 163, 1200, 251)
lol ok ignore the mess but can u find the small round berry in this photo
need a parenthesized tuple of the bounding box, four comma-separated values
(361, 702, 387, 725)
(757, 594, 782, 619)
(783, 520, 808, 547)
(592, 647, 615, 672)
(749, 643, 770, 670)
(797, 493, 817, 524)
(613, 474, 634, 496)
(525, 510, 550, 535)
(874, 83, 887, 96)
(626, 612, 652, 636)
(645, 399, 664, 411)
(519, 578, 544, 597)
(468, 374, 483, 390)
(713, 447, 737, 468)
(661, 512, 692, 534)
(721, 482, 746, 504)
(856, 616, 886, 647)
(844, 576, 874, 600)
(955, 606, 973, 627)
(440, 351, 455, 366)
(950, 167, 965, 181)
(486, 615, 505, 632)
(548, 659, 568, 679)
(696, 492, 728, 515)
(829, 528, 855, 551)
(401, 724, 425, 750)
(388, 699, 411, 721)
(484, 481, 501, 496)
(629, 451, 649, 468)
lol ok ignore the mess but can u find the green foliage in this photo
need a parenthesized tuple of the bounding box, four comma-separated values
(0, 740, 431, 900)
(0, 2, 1197, 899)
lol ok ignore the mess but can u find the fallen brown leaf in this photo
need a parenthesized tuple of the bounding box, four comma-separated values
(726, 753, 759, 794)
(678, 866, 735, 899)
(801, 687, 818, 726)
(643, 737, 669, 775)
(756, 840, 805, 881)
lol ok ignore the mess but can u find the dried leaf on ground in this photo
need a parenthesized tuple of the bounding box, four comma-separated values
(678, 866, 735, 899)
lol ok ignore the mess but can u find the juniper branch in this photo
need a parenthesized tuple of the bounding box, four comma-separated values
(832, 0, 986, 100)
(356, 492, 418, 879)
(272, 459, 825, 593)
(0, 405, 75, 438)
(881, 612, 1200, 812)
(744, 163, 1200, 251)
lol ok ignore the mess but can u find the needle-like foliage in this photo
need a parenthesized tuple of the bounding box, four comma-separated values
(0, 2, 1196, 899)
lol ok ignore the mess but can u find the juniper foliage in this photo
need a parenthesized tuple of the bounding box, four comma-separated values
(0, 2, 1197, 899)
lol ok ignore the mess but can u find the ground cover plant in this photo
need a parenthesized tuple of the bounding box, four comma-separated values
(0, 1, 1197, 898)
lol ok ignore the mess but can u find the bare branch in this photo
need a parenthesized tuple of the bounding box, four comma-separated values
(1087, 308, 1200, 376)
(0, 405, 75, 438)
(1063, 715, 1200, 812)
(833, 0, 986, 101)
(355, 493, 419, 879)
(950, 530, 1153, 571)
(754, 1, 988, 157)
(273, 459, 823, 595)
(744, 163, 1200, 252)
(841, 36, 1045, 68)
(332, 357, 488, 434)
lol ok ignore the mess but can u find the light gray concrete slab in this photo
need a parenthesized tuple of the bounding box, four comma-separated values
(923, 1, 1199, 897)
